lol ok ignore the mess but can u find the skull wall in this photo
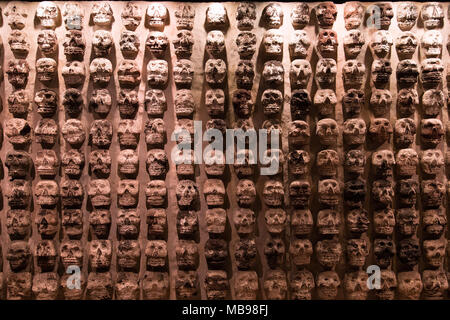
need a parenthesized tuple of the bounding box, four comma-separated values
(0, 1, 450, 300)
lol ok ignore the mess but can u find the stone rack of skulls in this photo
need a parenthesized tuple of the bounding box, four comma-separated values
(1, 1, 450, 300)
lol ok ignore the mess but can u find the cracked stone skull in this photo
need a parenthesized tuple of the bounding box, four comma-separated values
(236, 2, 256, 30)
(121, 2, 141, 30)
(291, 269, 314, 300)
(372, 150, 395, 178)
(422, 270, 448, 300)
(175, 4, 194, 30)
(421, 3, 444, 29)
(206, 208, 226, 235)
(7, 241, 31, 272)
(115, 272, 139, 300)
(5, 118, 31, 148)
(7, 59, 30, 89)
(317, 271, 340, 300)
(7, 89, 30, 118)
(144, 118, 165, 146)
(145, 180, 166, 207)
(63, 30, 85, 61)
(89, 240, 112, 271)
(370, 30, 393, 58)
(88, 179, 111, 208)
(316, 58, 337, 88)
(397, 88, 419, 117)
(421, 119, 444, 148)
(235, 239, 257, 271)
(316, 118, 338, 146)
(373, 208, 395, 236)
(342, 60, 365, 88)
(205, 270, 228, 300)
(146, 149, 168, 178)
(146, 31, 168, 58)
(371, 59, 392, 88)
(234, 271, 258, 299)
(147, 60, 169, 88)
(145, 89, 166, 117)
(60, 240, 83, 269)
(315, 2, 337, 29)
(117, 60, 141, 88)
(35, 180, 59, 207)
(263, 3, 283, 28)
(117, 180, 139, 208)
(9, 30, 30, 56)
(289, 31, 310, 59)
(374, 238, 395, 269)
(422, 89, 444, 117)
(290, 60, 312, 88)
(173, 30, 194, 59)
(118, 120, 140, 149)
(146, 3, 167, 29)
(142, 271, 169, 300)
(346, 208, 369, 235)
(233, 208, 255, 236)
(317, 30, 338, 58)
(397, 208, 419, 237)
(398, 238, 421, 268)
(318, 179, 340, 207)
(263, 29, 283, 58)
(232, 89, 253, 118)
(262, 89, 283, 116)
(35, 150, 58, 178)
(86, 272, 113, 300)
(6, 209, 31, 240)
(423, 239, 446, 268)
(291, 3, 309, 28)
(421, 59, 444, 88)
(290, 89, 311, 120)
(394, 118, 416, 149)
(176, 240, 198, 270)
(236, 32, 256, 59)
(343, 118, 366, 146)
(344, 271, 369, 300)
(263, 180, 284, 207)
(36, 1, 59, 29)
(344, 178, 366, 208)
(396, 32, 417, 58)
(264, 237, 285, 269)
(5, 151, 31, 179)
(236, 179, 256, 207)
(421, 30, 443, 58)
(36, 58, 57, 84)
(174, 89, 195, 118)
(316, 149, 340, 176)
(89, 58, 112, 87)
(205, 89, 225, 117)
(204, 179, 225, 207)
(317, 209, 341, 235)
(421, 149, 444, 175)
(4, 4, 27, 30)
(205, 59, 226, 86)
(118, 89, 139, 119)
(235, 60, 254, 90)
(423, 209, 447, 237)
(206, 30, 225, 57)
(265, 208, 286, 234)
(398, 271, 422, 300)
(346, 239, 369, 268)
(92, 30, 113, 57)
(289, 180, 311, 208)
(117, 240, 141, 271)
(117, 208, 141, 239)
(342, 89, 365, 118)
(205, 239, 228, 270)
(89, 209, 111, 239)
(370, 89, 392, 117)
(145, 240, 167, 269)
(62, 61, 85, 87)
(372, 180, 394, 208)
(344, 30, 365, 58)
(176, 180, 198, 208)
(173, 60, 194, 88)
(89, 150, 111, 178)
(147, 208, 166, 239)
(61, 209, 83, 240)
(34, 89, 58, 117)
(422, 180, 445, 209)
(396, 149, 418, 177)
(344, 2, 364, 30)
(62, 88, 83, 117)
(290, 239, 313, 267)
(369, 118, 392, 146)
(90, 120, 112, 148)
(34, 240, 57, 273)
(397, 2, 418, 31)
(118, 150, 139, 178)
(90, 2, 113, 27)
(60, 179, 84, 208)
(89, 89, 111, 117)
(205, 3, 227, 28)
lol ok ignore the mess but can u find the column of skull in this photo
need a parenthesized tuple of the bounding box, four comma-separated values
(85, 2, 115, 300)
(417, 2, 448, 300)
(232, 2, 259, 300)
(312, 2, 344, 300)
(259, 3, 288, 300)
(31, 1, 62, 300)
(341, 2, 370, 300)
(143, 2, 170, 300)
(286, 3, 315, 300)
(203, 3, 229, 300)
(4, 2, 33, 300)
(172, 1, 199, 292)
(367, 2, 398, 300)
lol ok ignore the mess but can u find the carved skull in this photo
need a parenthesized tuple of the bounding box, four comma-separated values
(35, 181, 59, 207)
(423, 208, 447, 238)
(205, 59, 226, 86)
(316, 271, 340, 300)
(371, 59, 392, 88)
(34, 89, 58, 117)
(145, 240, 167, 269)
(117, 60, 141, 88)
(236, 32, 256, 59)
(205, 3, 227, 28)
(421, 119, 444, 148)
(342, 60, 365, 88)
(7, 89, 30, 118)
(421, 59, 444, 88)
(6, 209, 31, 240)
(374, 238, 395, 269)
(92, 30, 113, 58)
(263, 180, 284, 207)
(346, 238, 369, 267)
(4, 4, 27, 30)
(145, 89, 166, 117)
(144, 118, 166, 146)
(317, 209, 340, 235)
(117, 240, 140, 271)
(263, 29, 283, 58)
(115, 272, 139, 300)
(60, 240, 83, 269)
(394, 118, 416, 148)
(60, 179, 84, 208)
(421, 3, 444, 29)
(235, 60, 254, 90)
(61, 209, 83, 240)
(342, 89, 365, 118)
(372, 180, 394, 209)
(235, 239, 257, 270)
(396, 149, 418, 177)
(89, 89, 111, 117)
(89, 240, 112, 271)
(118, 150, 139, 177)
(146, 31, 168, 58)
(8, 30, 30, 57)
(344, 178, 366, 208)
(316, 58, 337, 88)
(289, 30, 311, 59)
(291, 3, 309, 29)
(375, 270, 397, 300)
(35, 150, 58, 178)
(264, 237, 285, 269)
(6, 59, 30, 89)
(397, 88, 419, 117)
(422, 89, 444, 117)
(421, 30, 443, 58)
(290, 60, 312, 89)
(62, 88, 82, 117)
(62, 61, 85, 87)
(36, 1, 59, 29)
(233, 208, 256, 235)
(121, 2, 141, 30)
(118, 120, 140, 149)
(147, 208, 166, 239)
(346, 208, 369, 235)
(316, 149, 340, 176)
(289, 180, 311, 208)
(318, 179, 340, 207)
(373, 208, 395, 235)
(205, 239, 228, 270)
(142, 271, 169, 300)
(344, 2, 364, 30)
(317, 30, 338, 58)
(396, 32, 417, 58)
(422, 270, 448, 300)
(90, 2, 113, 27)
(344, 30, 365, 58)
(370, 30, 393, 58)
(117, 180, 139, 208)
(146, 3, 167, 29)
(89, 150, 112, 178)
(173, 60, 194, 89)
(315, 2, 337, 29)
(421, 149, 444, 176)
(368, 118, 392, 146)
(206, 30, 225, 57)
(90, 119, 112, 149)
(86, 272, 113, 300)
(5, 151, 31, 179)
(316, 118, 338, 146)
(176, 240, 198, 270)
(147, 59, 169, 88)
(372, 150, 395, 178)
(63, 30, 85, 61)
(5, 118, 31, 148)
(173, 30, 194, 59)
(398, 238, 421, 268)
(291, 269, 314, 300)
(397, 271, 422, 300)
(263, 3, 283, 28)
(343, 118, 366, 146)
(88, 179, 111, 208)
(176, 180, 198, 209)
(397, 2, 418, 31)
(206, 208, 226, 235)
(175, 4, 195, 30)
(397, 208, 419, 236)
